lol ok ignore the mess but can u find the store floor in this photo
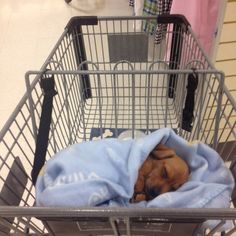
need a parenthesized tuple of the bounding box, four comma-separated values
(0, 0, 132, 129)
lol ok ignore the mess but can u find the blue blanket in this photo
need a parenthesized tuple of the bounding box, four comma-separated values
(36, 128, 234, 209)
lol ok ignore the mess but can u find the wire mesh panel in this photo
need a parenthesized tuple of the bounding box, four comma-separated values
(38, 16, 221, 141)
(0, 15, 235, 235)
(0, 94, 48, 234)
(43, 16, 210, 97)
(26, 70, 224, 143)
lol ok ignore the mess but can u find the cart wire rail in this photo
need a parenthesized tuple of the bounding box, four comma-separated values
(0, 15, 235, 236)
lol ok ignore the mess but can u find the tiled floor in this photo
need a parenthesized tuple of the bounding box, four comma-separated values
(0, 0, 132, 129)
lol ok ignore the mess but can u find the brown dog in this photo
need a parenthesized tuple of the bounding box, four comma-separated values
(131, 144, 189, 203)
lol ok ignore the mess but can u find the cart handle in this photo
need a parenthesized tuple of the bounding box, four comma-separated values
(65, 15, 190, 32)
(66, 16, 98, 32)
(157, 14, 190, 29)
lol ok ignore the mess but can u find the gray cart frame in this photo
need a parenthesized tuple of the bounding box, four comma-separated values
(0, 15, 235, 236)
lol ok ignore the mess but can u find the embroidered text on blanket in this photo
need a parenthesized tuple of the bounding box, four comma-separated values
(44, 171, 101, 187)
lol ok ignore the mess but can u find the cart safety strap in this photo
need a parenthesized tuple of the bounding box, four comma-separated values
(31, 75, 57, 186)
(168, 23, 183, 98)
(181, 71, 198, 132)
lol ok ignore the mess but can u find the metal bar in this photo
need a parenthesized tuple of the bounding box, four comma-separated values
(25, 73, 40, 141)
(125, 217, 131, 236)
(97, 71, 103, 138)
(69, 76, 84, 142)
(178, 73, 187, 137)
(218, 105, 234, 143)
(55, 55, 81, 142)
(59, 39, 73, 145)
(132, 70, 135, 138)
(98, 16, 160, 21)
(50, 78, 71, 147)
(0, 230, 8, 236)
(41, 220, 56, 236)
(65, 77, 77, 143)
(206, 220, 226, 236)
(0, 217, 25, 236)
(113, 70, 119, 137)
(1, 121, 34, 168)
(23, 184, 35, 208)
(224, 132, 236, 160)
(168, 24, 183, 98)
(109, 218, 120, 236)
(60, 53, 73, 145)
(68, 36, 78, 70)
(98, 20, 108, 116)
(25, 69, 228, 77)
(61, 34, 73, 70)
(78, 74, 86, 141)
(193, 223, 204, 236)
(200, 75, 220, 143)
(18, 217, 43, 235)
(146, 71, 151, 132)
(13, 112, 35, 154)
(198, 75, 204, 139)
(48, 100, 69, 149)
(224, 225, 236, 236)
(1, 207, 236, 219)
(219, 121, 236, 160)
(73, 26, 92, 99)
(213, 73, 224, 148)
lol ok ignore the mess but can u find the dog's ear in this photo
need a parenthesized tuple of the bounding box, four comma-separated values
(151, 144, 175, 160)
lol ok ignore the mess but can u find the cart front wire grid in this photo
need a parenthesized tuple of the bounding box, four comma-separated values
(0, 15, 235, 236)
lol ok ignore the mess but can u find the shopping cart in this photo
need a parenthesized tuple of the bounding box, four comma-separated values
(0, 15, 235, 236)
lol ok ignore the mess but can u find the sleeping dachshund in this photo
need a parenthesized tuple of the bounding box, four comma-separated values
(131, 144, 189, 202)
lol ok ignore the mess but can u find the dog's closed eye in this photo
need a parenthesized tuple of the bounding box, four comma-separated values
(162, 167, 168, 179)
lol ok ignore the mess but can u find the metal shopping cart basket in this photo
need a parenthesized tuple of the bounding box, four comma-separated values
(0, 15, 235, 236)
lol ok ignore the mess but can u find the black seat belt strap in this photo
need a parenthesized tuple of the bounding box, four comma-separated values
(181, 70, 198, 132)
(31, 74, 57, 185)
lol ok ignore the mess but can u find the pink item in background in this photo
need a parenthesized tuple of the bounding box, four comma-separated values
(170, 0, 221, 55)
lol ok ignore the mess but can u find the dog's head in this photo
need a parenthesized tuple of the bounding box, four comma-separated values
(143, 144, 189, 201)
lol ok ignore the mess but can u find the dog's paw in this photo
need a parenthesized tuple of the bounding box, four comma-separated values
(130, 193, 146, 203)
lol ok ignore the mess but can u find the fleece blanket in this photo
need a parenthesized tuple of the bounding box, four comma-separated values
(36, 128, 234, 210)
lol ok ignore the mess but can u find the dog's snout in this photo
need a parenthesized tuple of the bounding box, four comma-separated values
(145, 187, 160, 200)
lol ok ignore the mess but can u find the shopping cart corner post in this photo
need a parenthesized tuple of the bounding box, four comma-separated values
(157, 14, 190, 98)
(65, 16, 98, 100)
(213, 71, 225, 149)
